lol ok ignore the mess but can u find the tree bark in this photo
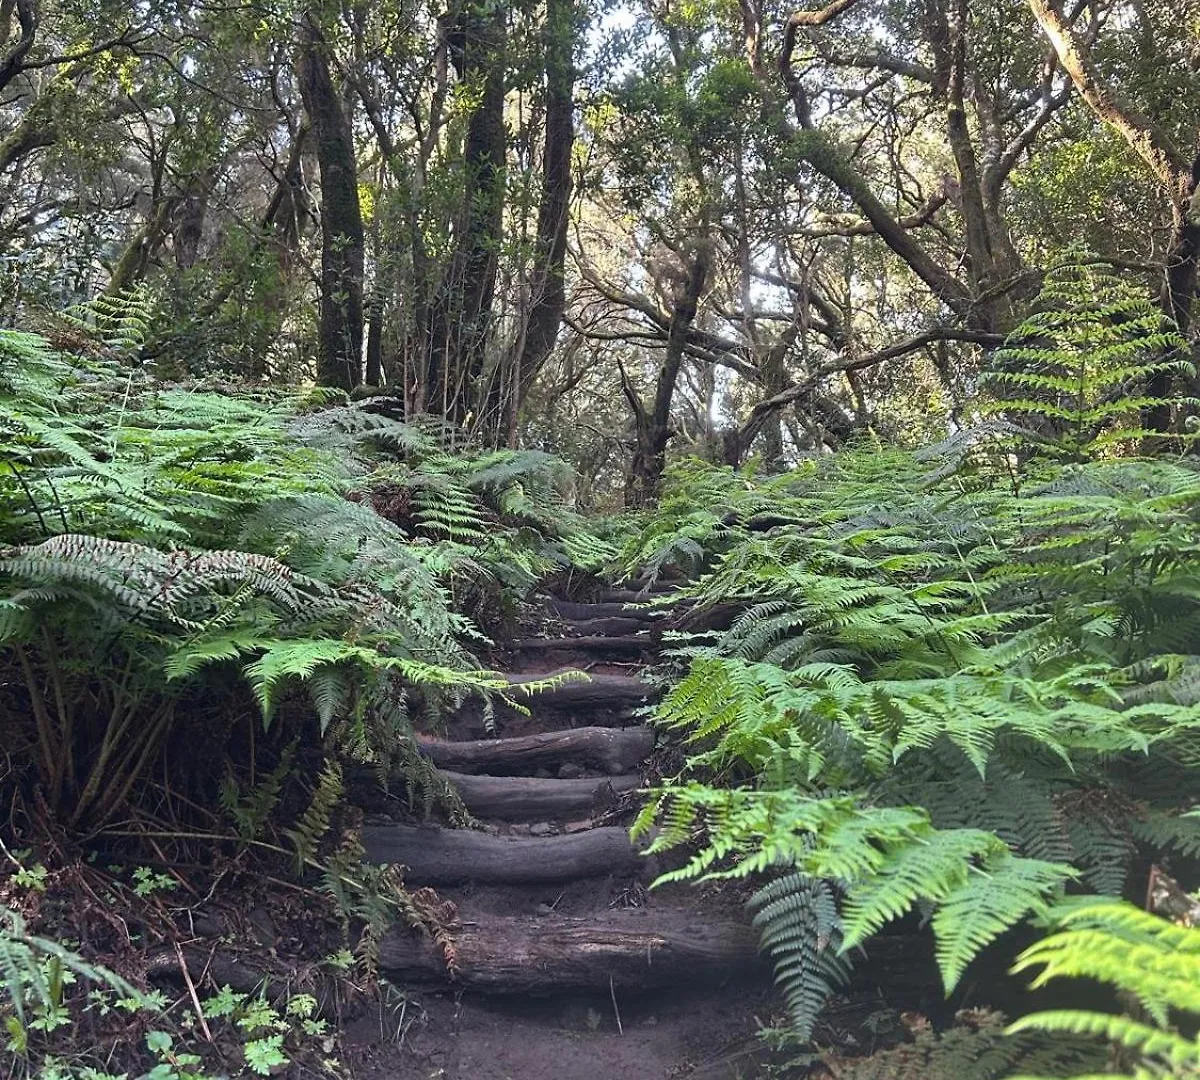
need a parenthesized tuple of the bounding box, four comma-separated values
(502, 670, 651, 708)
(512, 634, 652, 657)
(378, 910, 762, 994)
(173, 167, 216, 271)
(547, 600, 662, 622)
(507, 0, 575, 440)
(416, 725, 654, 776)
(424, 1, 506, 425)
(298, 17, 364, 391)
(442, 771, 640, 821)
(625, 242, 711, 506)
(0, 0, 36, 95)
(361, 824, 644, 885)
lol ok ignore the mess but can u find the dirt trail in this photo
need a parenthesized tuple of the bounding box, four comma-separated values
(345, 586, 774, 1080)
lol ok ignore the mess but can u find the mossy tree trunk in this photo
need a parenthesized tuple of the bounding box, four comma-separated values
(423, 0, 506, 426)
(298, 16, 364, 392)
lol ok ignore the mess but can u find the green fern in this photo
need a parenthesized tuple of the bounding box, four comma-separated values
(629, 429, 1200, 1038)
(816, 1008, 1104, 1080)
(983, 259, 1194, 455)
(285, 761, 344, 871)
(1008, 899, 1200, 1079)
(60, 286, 155, 357)
(220, 743, 297, 842)
(1, 907, 143, 1030)
(747, 873, 851, 1039)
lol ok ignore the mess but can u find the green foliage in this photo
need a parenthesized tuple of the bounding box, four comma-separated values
(1, 906, 142, 1044)
(813, 1009, 1105, 1080)
(284, 761, 344, 871)
(983, 259, 1194, 455)
(629, 402, 1200, 1038)
(1008, 899, 1200, 1080)
(0, 329, 603, 833)
(748, 873, 851, 1039)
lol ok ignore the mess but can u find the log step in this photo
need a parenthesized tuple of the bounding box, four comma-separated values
(512, 635, 650, 655)
(378, 908, 761, 994)
(417, 726, 654, 776)
(362, 825, 642, 885)
(548, 600, 661, 622)
(504, 671, 650, 708)
(560, 615, 655, 636)
(443, 771, 641, 821)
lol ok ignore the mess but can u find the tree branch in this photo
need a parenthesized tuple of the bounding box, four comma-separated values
(1027, 0, 1189, 190)
(735, 327, 1004, 446)
(0, 0, 35, 94)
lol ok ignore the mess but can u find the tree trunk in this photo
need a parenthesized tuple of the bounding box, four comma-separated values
(546, 599, 661, 623)
(364, 205, 384, 386)
(424, 2, 506, 425)
(377, 910, 762, 994)
(442, 771, 640, 821)
(416, 725, 654, 776)
(512, 634, 652, 657)
(106, 197, 173, 296)
(361, 824, 644, 885)
(173, 167, 216, 271)
(502, 670, 651, 708)
(298, 17, 364, 391)
(625, 243, 711, 507)
(507, 0, 575, 440)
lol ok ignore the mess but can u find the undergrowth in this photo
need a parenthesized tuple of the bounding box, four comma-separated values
(0, 315, 610, 1078)
(624, 263, 1200, 1061)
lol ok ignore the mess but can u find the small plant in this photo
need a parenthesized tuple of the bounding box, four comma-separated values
(143, 1031, 207, 1080)
(1, 906, 145, 1056)
(200, 986, 335, 1076)
(130, 868, 177, 898)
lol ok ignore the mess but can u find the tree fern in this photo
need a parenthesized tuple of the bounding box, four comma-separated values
(983, 258, 1194, 455)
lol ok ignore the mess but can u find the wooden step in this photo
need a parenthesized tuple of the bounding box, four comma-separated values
(548, 600, 661, 622)
(599, 588, 674, 604)
(378, 908, 761, 994)
(512, 635, 650, 655)
(559, 615, 655, 636)
(362, 825, 643, 885)
(504, 671, 651, 708)
(417, 726, 654, 776)
(443, 771, 641, 821)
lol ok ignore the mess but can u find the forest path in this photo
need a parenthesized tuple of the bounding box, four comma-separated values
(345, 584, 773, 1080)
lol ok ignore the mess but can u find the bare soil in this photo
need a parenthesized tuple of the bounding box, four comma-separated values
(344, 984, 776, 1080)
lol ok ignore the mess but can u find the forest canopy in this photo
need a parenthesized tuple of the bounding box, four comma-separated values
(0, 0, 1196, 493)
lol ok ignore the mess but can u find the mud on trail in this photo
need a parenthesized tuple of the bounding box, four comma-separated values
(342, 584, 779, 1080)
